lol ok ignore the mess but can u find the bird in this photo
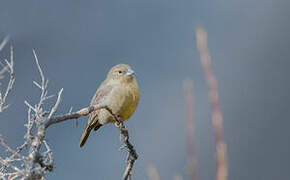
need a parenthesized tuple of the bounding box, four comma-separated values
(79, 64, 140, 147)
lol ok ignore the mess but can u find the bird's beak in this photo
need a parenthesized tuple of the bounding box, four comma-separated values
(126, 69, 135, 76)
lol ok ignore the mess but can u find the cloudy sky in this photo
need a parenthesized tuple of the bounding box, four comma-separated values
(0, 0, 290, 179)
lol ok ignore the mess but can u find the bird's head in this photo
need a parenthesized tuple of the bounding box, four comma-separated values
(107, 64, 135, 83)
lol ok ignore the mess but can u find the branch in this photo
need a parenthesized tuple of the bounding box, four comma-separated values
(119, 121, 138, 180)
(0, 36, 9, 52)
(43, 105, 138, 180)
(147, 164, 160, 180)
(183, 79, 199, 180)
(0, 136, 26, 162)
(196, 27, 228, 180)
(0, 45, 15, 112)
(0, 48, 138, 180)
(173, 175, 184, 180)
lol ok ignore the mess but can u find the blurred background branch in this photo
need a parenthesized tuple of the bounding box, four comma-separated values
(147, 164, 160, 180)
(173, 175, 184, 180)
(183, 79, 199, 180)
(196, 27, 228, 180)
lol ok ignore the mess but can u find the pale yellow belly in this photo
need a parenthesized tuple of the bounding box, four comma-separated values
(119, 87, 140, 121)
(98, 83, 140, 124)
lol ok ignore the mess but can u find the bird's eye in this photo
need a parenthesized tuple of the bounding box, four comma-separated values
(118, 71, 122, 74)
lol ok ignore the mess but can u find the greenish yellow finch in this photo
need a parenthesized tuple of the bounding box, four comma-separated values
(79, 64, 140, 147)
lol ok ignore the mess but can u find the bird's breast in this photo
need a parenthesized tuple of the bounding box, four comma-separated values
(117, 82, 140, 121)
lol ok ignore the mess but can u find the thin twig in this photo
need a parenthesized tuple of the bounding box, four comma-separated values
(0, 36, 9, 52)
(0, 46, 15, 112)
(0, 136, 26, 162)
(32, 50, 44, 90)
(47, 88, 63, 118)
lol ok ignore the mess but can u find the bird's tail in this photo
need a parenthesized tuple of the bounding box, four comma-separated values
(79, 126, 92, 148)
(79, 124, 102, 148)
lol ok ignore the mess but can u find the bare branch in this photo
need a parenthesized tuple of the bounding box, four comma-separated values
(24, 107, 34, 141)
(0, 36, 9, 52)
(32, 50, 44, 90)
(33, 50, 50, 113)
(119, 122, 138, 180)
(24, 101, 37, 113)
(32, 81, 42, 89)
(41, 140, 53, 172)
(0, 46, 15, 112)
(0, 47, 139, 180)
(0, 136, 26, 161)
(43, 104, 138, 179)
(44, 106, 96, 128)
(47, 88, 63, 118)
(0, 157, 23, 175)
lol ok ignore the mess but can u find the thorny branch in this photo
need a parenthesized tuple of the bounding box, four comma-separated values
(0, 40, 138, 180)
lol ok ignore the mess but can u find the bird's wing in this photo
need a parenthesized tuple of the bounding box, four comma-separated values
(87, 82, 114, 127)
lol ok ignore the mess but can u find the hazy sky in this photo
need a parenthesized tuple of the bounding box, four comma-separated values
(0, 0, 290, 179)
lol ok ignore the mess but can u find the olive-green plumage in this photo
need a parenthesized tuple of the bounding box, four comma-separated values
(79, 64, 140, 147)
